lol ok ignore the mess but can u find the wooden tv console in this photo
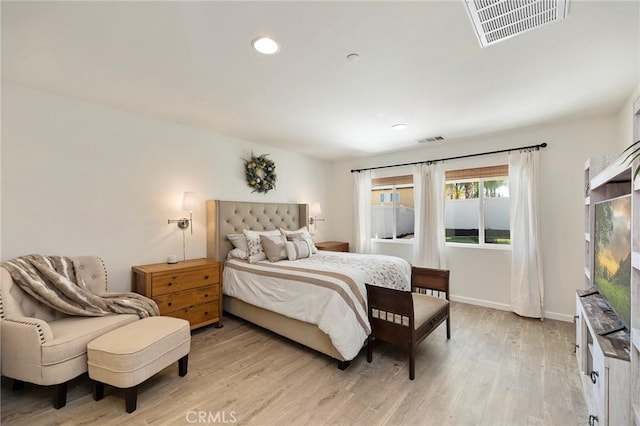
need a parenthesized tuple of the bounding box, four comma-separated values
(575, 291, 630, 426)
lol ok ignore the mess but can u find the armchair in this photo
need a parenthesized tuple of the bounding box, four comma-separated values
(0, 256, 139, 408)
(365, 266, 451, 380)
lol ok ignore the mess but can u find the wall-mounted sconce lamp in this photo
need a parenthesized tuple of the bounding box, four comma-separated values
(168, 192, 198, 235)
(168, 192, 198, 261)
(309, 201, 325, 230)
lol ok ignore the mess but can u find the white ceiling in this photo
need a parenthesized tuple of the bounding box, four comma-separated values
(3, 1, 639, 161)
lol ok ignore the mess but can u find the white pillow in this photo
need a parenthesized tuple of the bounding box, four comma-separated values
(280, 227, 317, 254)
(227, 233, 249, 259)
(248, 253, 267, 263)
(285, 240, 312, 261)
(244, 229, 281, 261)
(227, 248, 248, 260)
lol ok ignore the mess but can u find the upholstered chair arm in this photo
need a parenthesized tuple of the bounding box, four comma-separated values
(1, 317, 52, 383)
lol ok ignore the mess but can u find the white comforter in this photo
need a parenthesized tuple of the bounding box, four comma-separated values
(223, 251, 411, 360)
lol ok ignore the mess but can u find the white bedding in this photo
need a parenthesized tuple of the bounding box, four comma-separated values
(223, 251, 411, 360)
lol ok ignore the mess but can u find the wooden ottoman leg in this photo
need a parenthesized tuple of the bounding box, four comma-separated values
(93, 381, 105, 401)
(125, 386, 138, 413)
(337, 360, 351, 370)
(54, 382, 68, 409)
(178, 354, 189, 377)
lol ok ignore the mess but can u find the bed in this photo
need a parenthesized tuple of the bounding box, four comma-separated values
(205, 200, 411, 368)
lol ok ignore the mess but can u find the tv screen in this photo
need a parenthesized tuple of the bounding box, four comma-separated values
(594, 194, 632, 329)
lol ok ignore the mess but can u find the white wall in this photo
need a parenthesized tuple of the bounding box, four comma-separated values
(331, 115, 625, 321)
(617, 83, 640, 151)
(3, 81, 636, 321)
(1, 83, 332, 291)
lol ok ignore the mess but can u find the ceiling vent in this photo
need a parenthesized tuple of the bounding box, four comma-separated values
(464, 0, 569, 48)
(418, 136, 445, 144)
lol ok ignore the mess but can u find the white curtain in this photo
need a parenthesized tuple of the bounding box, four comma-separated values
(412, 161, 446, 268)
(509, 149, 544, 319)
(354, 170, 372, 253)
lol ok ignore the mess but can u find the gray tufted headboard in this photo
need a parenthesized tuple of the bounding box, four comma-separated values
(206, 200, 309, 261)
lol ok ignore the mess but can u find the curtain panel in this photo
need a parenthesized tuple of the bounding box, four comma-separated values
(509, 149, 544, 319)
(354, 170, 372, 253)
(412, 162, 446, 269)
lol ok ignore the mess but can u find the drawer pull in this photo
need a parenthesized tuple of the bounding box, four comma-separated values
(204, 294, 209, 298)
(590, 370, 599, 384)
(168, 302, 172, 307)
(204, 275, 210, 280)
(168, 282, 173, 287)
(588, 414, 598, 425)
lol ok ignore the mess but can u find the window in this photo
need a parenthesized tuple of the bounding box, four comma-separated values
(371, 175, 414, 240)
(444, 165, 510, 246)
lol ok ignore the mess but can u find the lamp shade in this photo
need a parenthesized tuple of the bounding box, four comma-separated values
(182, 192, 199, 211)
(310, 201, 322, 216)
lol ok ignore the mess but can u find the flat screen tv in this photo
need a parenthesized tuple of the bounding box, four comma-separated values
(594, 194, 632, 329)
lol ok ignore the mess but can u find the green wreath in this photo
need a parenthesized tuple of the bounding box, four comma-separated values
(244, 153, 276, 193)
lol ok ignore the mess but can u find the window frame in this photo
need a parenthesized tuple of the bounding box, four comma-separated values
(371, 176, 414, 243)
(367, 168, 510, 249)
(445, 171, 511, 250)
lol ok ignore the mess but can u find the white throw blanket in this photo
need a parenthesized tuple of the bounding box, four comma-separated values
(2, 255, 159, 318)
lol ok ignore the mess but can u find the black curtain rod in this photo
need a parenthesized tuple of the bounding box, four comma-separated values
(350, 142, 548, 173)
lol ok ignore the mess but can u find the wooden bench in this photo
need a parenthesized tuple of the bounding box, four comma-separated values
(366, 266, 450, 380)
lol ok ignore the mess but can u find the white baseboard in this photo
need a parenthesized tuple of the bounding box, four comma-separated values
(450, 295, 574, 323)
(542, 311, 574, 322)
(450, 295, 511, 312)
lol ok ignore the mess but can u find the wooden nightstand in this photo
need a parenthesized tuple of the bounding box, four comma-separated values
(315, 241, 349, 252)
(132, 258, 222, 330)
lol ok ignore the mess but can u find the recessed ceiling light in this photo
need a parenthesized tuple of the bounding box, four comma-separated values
(346, 53, 360, 62)
(252, 37, 280, 55)
(391, 124, 408, 130)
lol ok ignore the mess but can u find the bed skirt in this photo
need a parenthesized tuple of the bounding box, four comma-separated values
(223, 296, 347, 363)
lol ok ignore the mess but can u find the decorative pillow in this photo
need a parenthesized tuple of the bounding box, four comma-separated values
(260, 234, 287, 262)
(244, 229, 281, 259)
(227, 233, 249, 252)
(285, 240, 312, 261)
(227, 248, 248, 260)
(280, 227, 317, 254)
(248, 253, 267, 263)
(284, 232, 306, 241)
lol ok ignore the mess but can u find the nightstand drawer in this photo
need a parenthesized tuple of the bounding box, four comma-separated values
(154, 284, 219, 314)
(152, 266, 218, 295)
(169, 301, 219, 327)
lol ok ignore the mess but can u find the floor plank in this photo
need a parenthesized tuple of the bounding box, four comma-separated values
(1, 302, 587, 425)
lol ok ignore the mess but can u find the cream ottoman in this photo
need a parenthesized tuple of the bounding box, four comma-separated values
(87, 316, 191, 413)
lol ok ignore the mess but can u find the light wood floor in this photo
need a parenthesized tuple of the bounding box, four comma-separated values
(1, 302, 587, 425)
